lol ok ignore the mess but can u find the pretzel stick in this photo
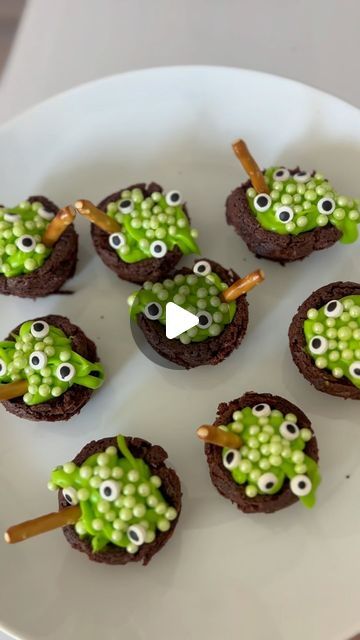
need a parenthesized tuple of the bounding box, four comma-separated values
(221, 269, 264, 302)
(42, 206, 76, 248)
(0, 379, 28, 402)
(197, 425, 242, 449)
(232, 139, 269, 194)
(75, 199, 122, 234)
(4, 505, 81, 544)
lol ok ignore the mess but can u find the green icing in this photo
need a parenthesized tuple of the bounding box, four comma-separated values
(49, 435, 178, 554)
(304, 295, 360, 388)
(246, 167, 360, 243)
(221, 405, 321, 508)
(105, 187, 200, 263)
(0, 201, 53, 277)
(128, 263, 236, 343)
(0, 320, 104, 405)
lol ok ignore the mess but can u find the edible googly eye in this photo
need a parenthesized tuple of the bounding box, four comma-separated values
(279, 421, 299, 441)
(349, 361, 360, 380)
(324, 299, 343, 318)
(118, 199, 134, 214)
(4, 213, 21, 222)
(196, 311, 212, 329)
(109, 232, 126, 249)
(273, 168, 290, 182)
(293, 171, 311, 183)
(15, 235, 36, 253)
(38, 208, 55, 221)
(253, 193, 272, 212)
(309, 336, 328, 355)
(290, 475, 312, 497)
(29, 351, 47, 370)
(30, 320, 49, 339)
(258, 472, 278, 493)
(99, 480, 120, 502)
(193, 260, 211, 276)
(127, 524, 146, 546)
(317, 197, 335, 215)
(150, 240, 167, 258)
(275, 206, 294, 224)
(0, 358, 7, 377)
(144, 302, 162, 320)
(62, 487, 78, 505)
(252, 403, 271, 417)
(165, 190, 182, 206)
(55, 363, 76, 382)
(222, 449, 241, 470)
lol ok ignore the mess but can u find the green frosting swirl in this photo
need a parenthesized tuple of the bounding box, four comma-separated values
(0, 320, 104, 405)
(49, 435, 178, 554)
(105, 187, 200, 263)
(128, 263, 236, 343)
(246, 168, 360, 243)
(0, 201, 53, 277)
(304, 295, 360, 388)
(221, 405, 320, 508)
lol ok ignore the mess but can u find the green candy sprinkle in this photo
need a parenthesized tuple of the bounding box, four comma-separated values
(304, 295, 360, 389)
(246, 167, 360, 244)
(221, 405, 320, 508)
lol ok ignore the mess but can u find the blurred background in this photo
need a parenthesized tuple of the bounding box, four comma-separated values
(0, 1, 25, 74)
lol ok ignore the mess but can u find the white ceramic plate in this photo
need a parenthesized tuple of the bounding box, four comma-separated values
(0, 67, 360, 640)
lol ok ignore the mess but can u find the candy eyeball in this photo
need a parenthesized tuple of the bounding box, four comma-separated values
(99, 480, 121, 502)
(196, 310, 212, 329)
(252, 403, 271, 418)
(222, 448, 241, 470)
(165, 190, 182, 207)
(29, 351, 47, 371)
(309, 336, 328, 355)
(4, 213, 21, 222)
(279, 421, 299, 441)
(109, 232, 126, 250)
(193, 260, 211, 276)
(258, 472, 278, 493)
(275, 206, 294, 224)
(31, 320, 49, 339)
(253, 193, 272, 212)
(150, 240, 167, 258)
(144, 301, 162, 320)
(55, 362, 76, 382)
(0, 358, 7, 377)
(38, 207, 55, 221)
(15, 235, 36, 253)
(62, 487, 78, 505)
(349, 361, 360, 380)
(127, 524, 146, 546)
(290, 475, 312, 497)
(273, 168, 290, 182)
(317, 197, 335, 215)
(293, 171, 311, 183)
(118, 199, 134, 214)
(324, 299, 343, 318)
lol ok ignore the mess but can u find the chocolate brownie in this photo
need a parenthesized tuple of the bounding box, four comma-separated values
(92, 182, 187, 284)
(0, 196, 78, 298)
(59, 436, 182, 565)
(204, 392, 319, 514)
(137, 259, 249, 368)
(2, 314, 99, 421)
(226, 173, 341, 264)
(289, 281, 360, 399)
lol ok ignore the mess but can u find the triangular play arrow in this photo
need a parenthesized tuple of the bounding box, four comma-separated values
(165, 302, 199, 340)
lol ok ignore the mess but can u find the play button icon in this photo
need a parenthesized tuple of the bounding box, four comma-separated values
(165, 302, 199, 339)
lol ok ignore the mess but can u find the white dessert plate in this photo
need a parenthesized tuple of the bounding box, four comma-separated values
(0, 66, 359, 640)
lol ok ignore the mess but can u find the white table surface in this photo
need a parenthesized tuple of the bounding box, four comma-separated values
(0, 1, 359, 639)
